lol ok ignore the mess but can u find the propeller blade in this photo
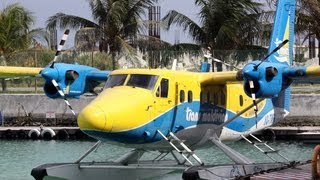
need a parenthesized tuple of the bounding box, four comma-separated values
(50, 29, 70, 68)
(204, 53, 240, 70)
(249, 81, 258, 116)
(249, 80, 258, 128)
(51, 79, 76, 116)
(211, 58, 240, 70)
(254, 39, 289, 70)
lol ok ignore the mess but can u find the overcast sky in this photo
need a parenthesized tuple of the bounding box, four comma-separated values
(0, 0, 200, 47)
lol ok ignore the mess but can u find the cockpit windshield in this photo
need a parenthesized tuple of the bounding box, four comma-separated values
(127, 74, 158, 90)
(104, 74, 127, 89)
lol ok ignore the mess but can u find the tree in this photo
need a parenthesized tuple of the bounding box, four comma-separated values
(162, 0, 263, 70)
(295, 0, 320, 62)
(46, 0, 158, 70)
(0, 3, 48, 91)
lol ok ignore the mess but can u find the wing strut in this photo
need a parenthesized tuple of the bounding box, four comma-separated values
(216, 98, 265, 130)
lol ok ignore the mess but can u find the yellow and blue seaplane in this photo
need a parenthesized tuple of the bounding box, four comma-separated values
(0, 0, 318, 179)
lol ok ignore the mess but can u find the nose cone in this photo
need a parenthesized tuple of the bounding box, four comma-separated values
(78, 105, 111, 132)
(41, 67, 58, 81)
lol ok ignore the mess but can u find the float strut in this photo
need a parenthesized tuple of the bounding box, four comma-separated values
(75, 140, 101, 164)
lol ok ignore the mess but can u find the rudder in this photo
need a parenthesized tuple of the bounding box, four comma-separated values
(267, 0, 296, 66)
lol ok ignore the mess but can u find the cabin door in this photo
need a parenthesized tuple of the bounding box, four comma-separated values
(153, 77, 175, 133)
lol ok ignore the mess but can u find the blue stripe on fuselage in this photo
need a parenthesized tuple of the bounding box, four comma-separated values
(83, 99, 275, 144)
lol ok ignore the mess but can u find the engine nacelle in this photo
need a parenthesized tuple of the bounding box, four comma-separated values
(242, 61, 290, 98)
(41, 63, 109, 99)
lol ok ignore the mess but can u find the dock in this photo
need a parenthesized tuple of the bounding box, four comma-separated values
(2, 125, 320, 142)
(256, 126, 320, 143)
(0, 126, 90, 140)
(251, 162, 311, 179)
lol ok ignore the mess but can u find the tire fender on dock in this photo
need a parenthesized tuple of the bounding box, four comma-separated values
(28, 129, 41, 140)
(40, 128, 56, 140)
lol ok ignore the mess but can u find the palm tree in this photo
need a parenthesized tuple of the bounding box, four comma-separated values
(295, 0, 320, 62)
(0, 3, 48, 91)
(46, 0, 158, 70)
(162, 0, 263, 70)
(0, 4, 28, 59)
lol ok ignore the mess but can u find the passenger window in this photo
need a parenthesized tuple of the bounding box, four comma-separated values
(188, 91, 193, 103)
(200, 91, 203, 104)
(213, 93, 218, 105)
(180, 90, 185, 103)
(156, 78, 169, 98)
(239, 95, 243, 107)
(221, 92, 226, 105)
(207, 92, 211, 103)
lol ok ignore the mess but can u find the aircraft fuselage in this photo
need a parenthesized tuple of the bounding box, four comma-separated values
(77, 69, 286, 151)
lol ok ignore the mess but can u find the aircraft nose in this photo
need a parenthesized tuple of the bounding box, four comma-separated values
(78, 105, 111, 132)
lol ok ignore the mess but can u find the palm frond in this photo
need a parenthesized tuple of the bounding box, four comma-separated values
(162, 10, 206, 43)
(46, 13, 99, 30)
(28, 28, 50, 47)
(128, 0, 158, 19)
(0, 3, 36, 57)
(88, 0, 108, 25)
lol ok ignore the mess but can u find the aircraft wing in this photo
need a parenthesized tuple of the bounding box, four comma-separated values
(281, 65, 320, 84)
(0, 66, 43, 78)
(200, 65, 320, 85)
(199, 71, 241, 85)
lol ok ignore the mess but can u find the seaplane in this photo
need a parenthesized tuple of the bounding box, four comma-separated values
(0, 0, 318, 179)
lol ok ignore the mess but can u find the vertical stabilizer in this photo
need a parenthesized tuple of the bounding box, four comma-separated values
(267, 0, 296, 66)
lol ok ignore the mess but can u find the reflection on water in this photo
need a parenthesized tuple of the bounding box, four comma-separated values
(0, 140, 315, 180)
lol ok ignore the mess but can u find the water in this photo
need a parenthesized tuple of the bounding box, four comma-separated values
(0, 140, 315, 180)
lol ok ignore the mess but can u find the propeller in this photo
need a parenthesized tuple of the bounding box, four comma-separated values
(249, 80, 258, 128)
(51, 79, 76, 116)
(50, 29, 70, 68)
(203, 54, 240, 70)
(242, 39, 289, 128)
(254, 39, 288, 70)
(43, 29, 76, 116)
(249, 80, 258, 117)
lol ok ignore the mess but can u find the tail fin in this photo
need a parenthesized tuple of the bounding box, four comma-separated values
(269, 0, 296, 116)
(267, 0, 296, 66)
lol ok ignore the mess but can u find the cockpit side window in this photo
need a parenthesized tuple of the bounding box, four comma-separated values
(156, 78, 169, 98)
(104, 74, 127, 89)
(127, 74, 158, 90)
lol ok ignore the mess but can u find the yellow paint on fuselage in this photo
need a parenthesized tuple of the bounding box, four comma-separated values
(78, 68, 265, 133)
(225, 82, 266, 117)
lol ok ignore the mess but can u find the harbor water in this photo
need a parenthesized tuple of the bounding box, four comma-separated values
(0, 140, 315, 180)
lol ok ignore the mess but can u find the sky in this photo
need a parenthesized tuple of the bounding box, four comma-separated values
(0, 0, 200, 48)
